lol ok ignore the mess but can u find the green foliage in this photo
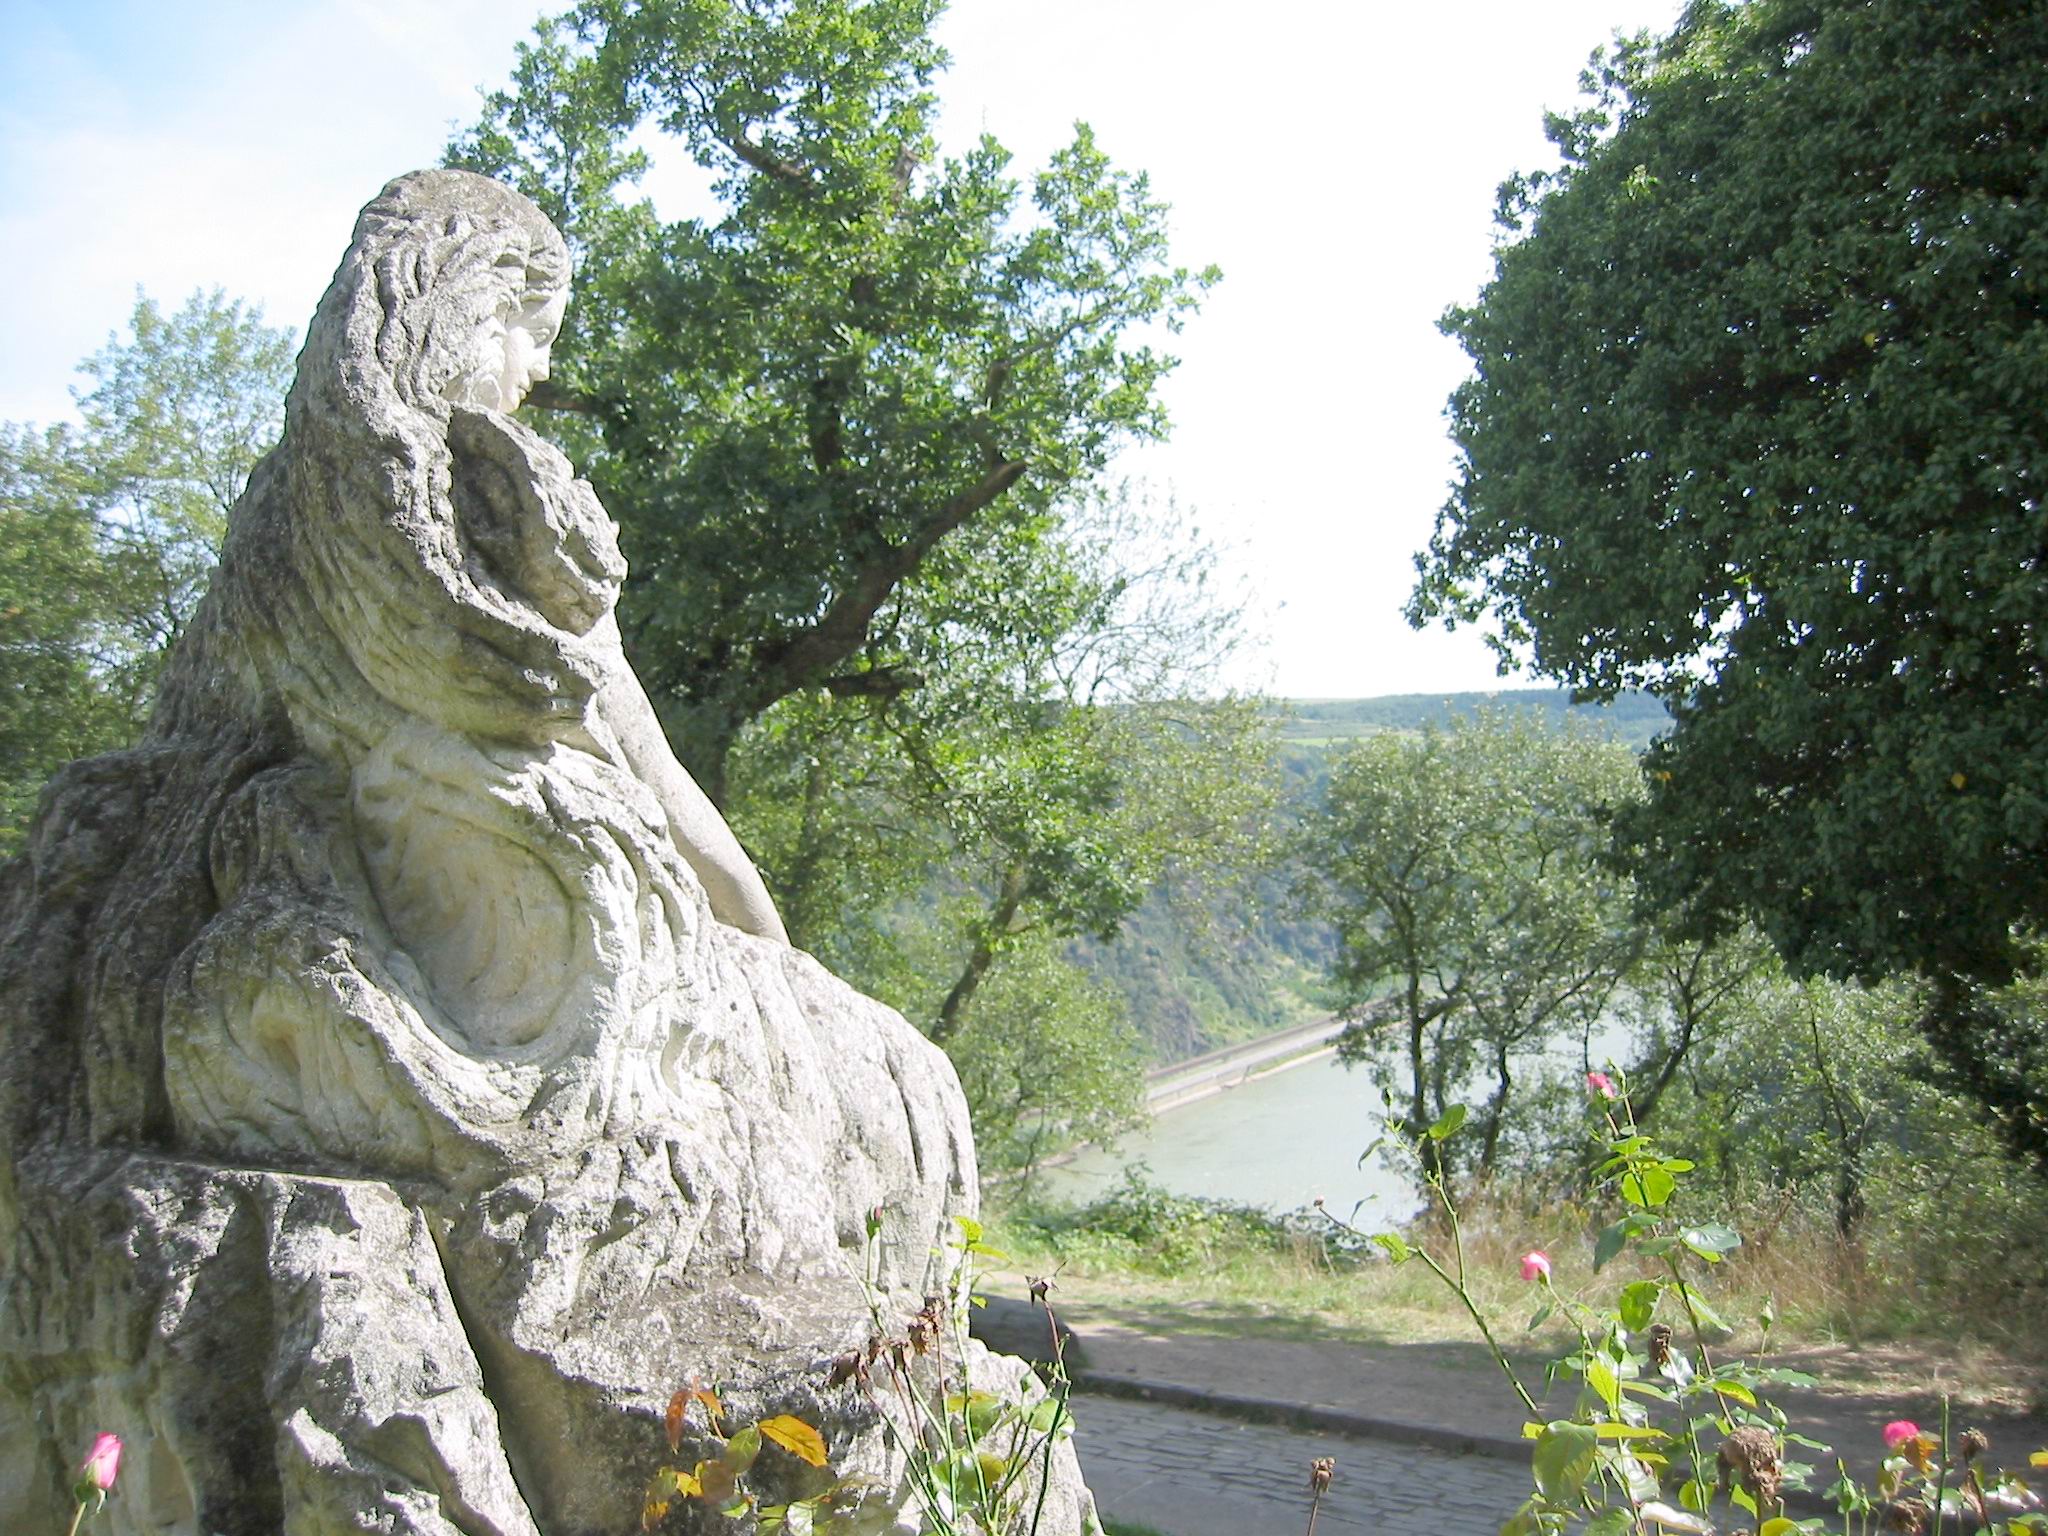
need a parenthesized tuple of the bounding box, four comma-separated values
(1298, 710, 1643, 1171)
(1587, 966, 2048, 1338)
(715, 487, 1273, 1167)
(1019, 1168, 1364, 1278)
(943, 934, 1145, 1187)
(851, 1218, 1080, 1535)
(1413, 0, 2048, 1152)
(1, 426, 133, 845)
(450, 0, 1217, 798)
(0, 290, 292, 852)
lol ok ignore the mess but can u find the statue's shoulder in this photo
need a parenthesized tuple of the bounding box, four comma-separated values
(445, 405, 625, 637)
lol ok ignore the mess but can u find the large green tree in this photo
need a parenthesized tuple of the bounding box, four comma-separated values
(450, 0, 1215, 805)
(450, 2, 1265, 1157)
(722, 487, 1273, 1164)
(1299, 712, 1643, 1174)
(1411, 0, 2048, 1160)
(1, 291, 293, 849)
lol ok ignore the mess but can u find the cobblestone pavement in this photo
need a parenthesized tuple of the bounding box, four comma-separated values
(1070, 1392, 1531, 1536)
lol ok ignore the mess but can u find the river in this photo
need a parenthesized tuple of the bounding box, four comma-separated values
(1040, 1044, 1423, 1227)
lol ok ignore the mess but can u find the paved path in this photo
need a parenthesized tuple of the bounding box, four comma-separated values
(1071, 1393, 1531, 1536)
(976, 1295, 2048, 1534)
(1063, 1311, 2048, 1479)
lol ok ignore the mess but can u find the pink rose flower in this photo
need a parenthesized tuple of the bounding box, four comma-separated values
(1882, 1420, 1921, 1451)
(1586, 1071, 1618, 1100)
(79, 1433, 121, 1492)
(1520, 1250, 1552, 1282)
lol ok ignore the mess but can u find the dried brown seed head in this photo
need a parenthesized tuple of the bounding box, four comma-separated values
(825, 1349, 865, 1390)
(1309, 1457, 1335, 1494)
(1883, 1496, 1929, 1534)
(1718, 1426, 1783, 1510)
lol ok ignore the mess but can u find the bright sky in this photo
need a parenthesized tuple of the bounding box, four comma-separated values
(0, 0, 1683, 699)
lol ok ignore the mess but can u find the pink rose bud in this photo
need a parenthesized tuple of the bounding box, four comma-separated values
(1882, 1420, 1921, 1450)
(80, 1432, 121, 1491)
(1585, 1071, 1618, 1100)
(1519, 1250, 1552, 1282)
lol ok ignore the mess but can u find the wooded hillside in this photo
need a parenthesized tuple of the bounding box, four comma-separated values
(1078, 687, 1663, 1064)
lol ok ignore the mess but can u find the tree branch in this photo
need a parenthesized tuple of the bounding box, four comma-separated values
(749, 458, 1028, 709)
(723, 130, 815, 190)
(524, 379, 605, 414)
(822, 665, 924, 700)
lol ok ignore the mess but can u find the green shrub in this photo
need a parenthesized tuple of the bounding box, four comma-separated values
(1016, 1168, 1370, 1277)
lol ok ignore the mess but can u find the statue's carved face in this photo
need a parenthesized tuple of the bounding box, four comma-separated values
(442, 282, 567, 413)
(496, 288, 567, 411)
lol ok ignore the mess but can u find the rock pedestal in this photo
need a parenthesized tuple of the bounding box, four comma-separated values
(0, 170, 1094, 1536)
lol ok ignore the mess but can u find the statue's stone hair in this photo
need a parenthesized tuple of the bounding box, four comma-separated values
(153, 169, 584, 747)
(350, 171, 571, 409)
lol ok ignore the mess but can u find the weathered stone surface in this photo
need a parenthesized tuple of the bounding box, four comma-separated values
(0, 170, 1094, 1535)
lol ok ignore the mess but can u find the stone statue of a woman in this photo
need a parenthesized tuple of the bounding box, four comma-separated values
(160, 167, 788, 953)
(0, 170, 1093, 1536)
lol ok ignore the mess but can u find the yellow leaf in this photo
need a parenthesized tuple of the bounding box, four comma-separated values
(2030, 1449, 2048, 1468)
(1952, 772, 1968, 790)
(758, 1414, 830, 1468)
(642, 1467, 704, 1530)
(1593, 1423, 1669, 1441)
(1762, 1519, 1799, 1536)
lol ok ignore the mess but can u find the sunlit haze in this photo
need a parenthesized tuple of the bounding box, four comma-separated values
(0, 0, 1684, 698)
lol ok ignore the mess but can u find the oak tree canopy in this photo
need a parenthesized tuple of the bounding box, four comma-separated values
(1412, 0, 2048, 1161)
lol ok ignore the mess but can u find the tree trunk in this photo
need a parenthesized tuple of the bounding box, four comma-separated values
(1478, 1040, 1513, 1173)
(929, 862, 1030, 1045)
(775, 754, 833, 947)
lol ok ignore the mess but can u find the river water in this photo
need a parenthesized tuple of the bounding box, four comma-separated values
(1041, 1048, 1424, 1227)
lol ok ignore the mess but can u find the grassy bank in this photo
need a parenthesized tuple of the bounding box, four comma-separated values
(983, 1172, 2048, 1416)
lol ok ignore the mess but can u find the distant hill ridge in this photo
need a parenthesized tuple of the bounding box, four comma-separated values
(1272, 687, 1669, 751)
